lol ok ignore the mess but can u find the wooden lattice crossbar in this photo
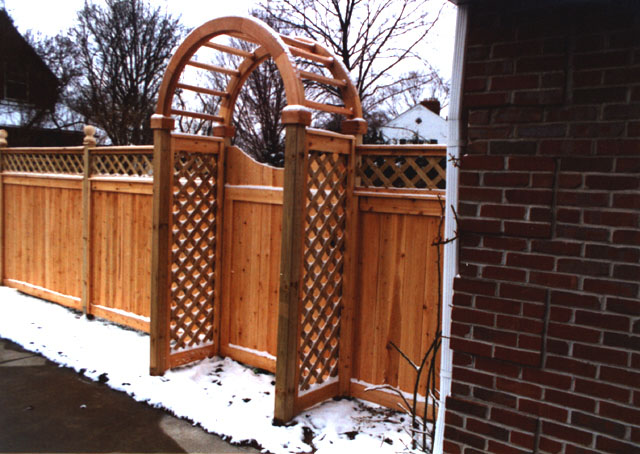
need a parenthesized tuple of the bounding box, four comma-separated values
(299, 151, 347, 390)
(2, 150, 84, 174)
(357, 154, 446, 190)
(91, 149, 153, 177)
(169, 150, 218, 352)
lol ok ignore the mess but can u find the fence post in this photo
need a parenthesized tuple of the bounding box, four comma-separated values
(274, 107, 311, 424)
(0, 130, 6, 285)
(149, 114, 175, 375)
(81, 126, 96, 316)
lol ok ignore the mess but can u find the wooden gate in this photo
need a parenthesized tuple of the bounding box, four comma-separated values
(219, 146, 283, 372)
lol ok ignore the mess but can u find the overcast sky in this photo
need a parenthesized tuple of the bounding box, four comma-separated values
(4, 0, 457, 81)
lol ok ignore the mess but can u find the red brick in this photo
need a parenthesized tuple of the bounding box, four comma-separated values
(451, 338, 493, 358)
(595, 436, 640, 454)
(482, 266, 527, 282)
(483, 236, 528, 252)
(522, 368, 572, 390)
(556, 224, 609, 242)
(491, 407, 537, 433)
(550, 290, 600, 310)
(531, 173, 554, 188)
(492, 41, 542, 58)
(558, 174, 583, 189)
(443, 440, 462, 454)
(475, 356, 520, 378)
(453, 307, 496, 326)
(557, 258, 610, 276)
(542, 421, 593, 446)
(573, 344, 629, 367)
(454, 277, 497, 296)
(573, 50, 629, 69)
(459, 186, 504, 203)
(466, 92, 509, 107)
(496, 315, 544, 334)
(465, 77, 488, 92)
(575, 378, 631, 403)
(606, 297, 640, 316)
(613, 263, 640, 281)
(603, 332, 640, 351)
(514, 89, 564, 106)
(475, 296, 522, 315)
(510, 431, 535, 450)
(473, 387, 517, 408)
(517, 56, 565, 72)
(570, 121, 626, 138)
(540, 139, 592, 155)
(556, 208, 581, 223)
(599, 401, 640, 425)
(573, 69, 603, 87)
(451, 321, 471, 337)
(508, 156, 555, 171)
(575, 310, 630, 331)
(549, 306, 572, 322)
(494, 107, 544, 123)
(545, 356, 598, 380)
(585, 245, 639, 263)
(573, 87, 628, 104)
(518, 398, 568, 421)
(500, 283, 546, 302)
(491, 75, 539, 90)
(469, 126, 512, 139)
(447, 396, 489, 419)
(541, 72, 565, 88)
(559, 157, 613, 172)
(504, 221, 551, 238)
(529, 271, 578, 289)
(489, 141, 538, 155)
(538, 436, 564, 454)
(516, 124, 567, 138)
(496, 377, 542, 400)
(531, 240, 582, 256)
(460, 248, 504, 264)
(522, 303, 545, 318)
(460, 154, 505, 170)
(494, 347, 540, 366)
(487, 440, 529, 454)
(596, 139, 640, 157)
(545, 388, 596, 412)
(547, 322, 600, 343)
(466, 417, 510, 442)
(614, 193, 640, 209)
(603, 103, 640, 120)
(507, 252, 554, 270)
(474, 326, 516, 346)
(480, 204, 526, 219)
(585, 174, 639, 190)
(584, 210, 638, 227)
(484, 172, 531, 187)
(614, 157, 640, 173)
(612, 229, 640, 245)
(444, 426, 486, 450)
(599, 366, 640, 389)
(546, 106, 598, 122)
(452, 366, 495, 388)
(556, 191, 609, 207)
(583, 278, 638, 298)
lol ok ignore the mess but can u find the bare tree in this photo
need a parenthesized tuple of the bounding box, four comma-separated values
(260, 0, 448, 115)
(69, 0, 185, 144)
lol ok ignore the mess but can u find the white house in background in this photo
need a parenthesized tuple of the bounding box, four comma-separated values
(380, 99, 448, 145)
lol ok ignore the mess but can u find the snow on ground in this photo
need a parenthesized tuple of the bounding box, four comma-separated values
(0, 287, 418, 453)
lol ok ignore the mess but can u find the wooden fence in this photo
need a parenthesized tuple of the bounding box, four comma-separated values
(0, 127, 445, 416)
(0, 129, 153, 331)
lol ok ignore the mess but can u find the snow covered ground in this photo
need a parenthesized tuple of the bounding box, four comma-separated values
(0, 287, 420, 453)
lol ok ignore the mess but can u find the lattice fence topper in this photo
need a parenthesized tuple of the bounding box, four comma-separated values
(2, 152, 84, 174)
(357, 155, 446, 190)
(92, 153, 153, 177)
(299, 151, 347, 390)
(169, 150, 218, 352)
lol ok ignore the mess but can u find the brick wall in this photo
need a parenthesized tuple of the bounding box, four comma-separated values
(444, 1, 640, 453)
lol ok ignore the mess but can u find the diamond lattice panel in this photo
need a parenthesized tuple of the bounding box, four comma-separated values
(169, 151, 218, 352)
(299, 152, 347, 390)
(2, 152, 84, 174)
(92, 153, 153, 177)
(357, 155, 446, 190)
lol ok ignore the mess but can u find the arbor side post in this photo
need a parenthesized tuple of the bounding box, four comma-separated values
(339, 119, 367, 396)
(150, 114, 175, 376)
(274, 107, 311, 424)
(81, 126, 96, 316)
(0, 130, 6, 285)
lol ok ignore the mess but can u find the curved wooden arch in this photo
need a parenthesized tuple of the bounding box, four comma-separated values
(155, 15, 363, 130)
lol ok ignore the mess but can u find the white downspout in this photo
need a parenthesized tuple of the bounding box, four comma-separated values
(433, 3, 468, 453)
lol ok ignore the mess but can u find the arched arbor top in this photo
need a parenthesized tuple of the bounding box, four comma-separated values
(154, 15, 366, 134)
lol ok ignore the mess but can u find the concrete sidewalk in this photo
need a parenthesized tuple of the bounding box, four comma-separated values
(0, 337, 259, 453)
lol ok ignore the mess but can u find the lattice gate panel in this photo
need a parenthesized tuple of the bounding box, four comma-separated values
(169, 150, 218, 353)
(299, 151, 347, 390)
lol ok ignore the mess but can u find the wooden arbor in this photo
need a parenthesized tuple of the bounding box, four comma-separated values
(150, 16, 367, 423)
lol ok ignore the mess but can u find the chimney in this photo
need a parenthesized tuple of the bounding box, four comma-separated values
(420, 98, 441, 116)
